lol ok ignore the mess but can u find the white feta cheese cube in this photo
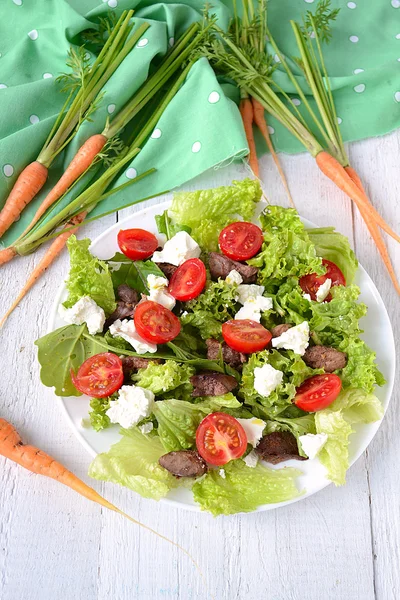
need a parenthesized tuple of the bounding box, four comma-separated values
(299, 433, 328, 459)
(236, 284, 265, 305)
(235, 295, 273, 322)
(109, 319, 157, 354)
(253, 364, 283, 397)
(106, 385, 155, 429)
(219, 468, 226, 479)
(225, 270, 243, 285)
(272, 321, 310, 355)
(316, 278, 332, 303)
(146, 274, 176, 310)
(237, 417, 266, 447)
(139, 422, 154, 435)
(59, 296, 105, 335)
(302, 293, 312, 302)
(243, 449, 259, 468)
(152, 231, 200, 266)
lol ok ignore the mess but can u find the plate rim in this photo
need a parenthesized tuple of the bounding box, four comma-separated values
(49, 197, 396, 514)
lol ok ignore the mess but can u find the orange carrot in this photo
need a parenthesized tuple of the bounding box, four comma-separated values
(252, 97, 295, 208)
(0, 211, 86, 328)
(240, 97, 259, 177)
(19, 134, 108, 240)
(0, 418, 210, 594)
(345, 165, 400, 295)
(0, 246, 17, 266)
(315, 152, 400, 244)
(0, 162, 48, 238)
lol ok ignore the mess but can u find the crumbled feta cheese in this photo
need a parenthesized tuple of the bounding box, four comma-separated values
(106, 385, 155, 429)
(299, 433, 328, 459)
(316, 278, 332, 303)
(59, 296, 105, 335)
(253, 364, 283, 398)
(152, 231, 200, 266)
(225, 270, 243, 286)
(243, 450, 259, 468)
(139, 422, 154, 435)
(109, 319, 157, 354)
(219, 468, 226, 479)
(272, 321, 310, 355)
(236, 284, 265, 305)
(235, 295, 273, 322)
(237, 417, 266, 447)
(302, 293, 312, 302)
(146, 274, 176, 310)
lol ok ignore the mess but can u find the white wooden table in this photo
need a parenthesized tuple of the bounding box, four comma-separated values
(0, 132, 399, 600)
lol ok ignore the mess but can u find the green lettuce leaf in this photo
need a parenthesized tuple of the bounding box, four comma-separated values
(152, 394, 241, 452)
(240, 349, 322, 417)
(249, 206, 323, 291)
(132, 361, 195, 397)
(155, 210, 191, 239)
(329, 388, 384, 425)
(89, 396, 113, 432)
(168, 178, 261, 250)
(35, 324, 104, 396)
(192, 459, 302, 516)
(180, 311, 223, 340)
(315, 409, 353, 486)
(88, 428, 177, 500)
(307, 227, 358, 284)
(264, 414, 316, 457)
(64, 236, 116, 314)
(108, 253, 164, 294)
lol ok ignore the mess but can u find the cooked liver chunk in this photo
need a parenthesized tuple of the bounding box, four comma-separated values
(159, 450, 208, 478)
(105, 284, 139, 328)
(255, 432, 306, 465)
(190, 372, 238, 397)
(206, 339, 246, 369)
(121, 356, 162, 378)
(303, 345, 347, 372)
(270, 323, 292, 338)
(157, 263, 178, 280)
(208, 252, 259, 284)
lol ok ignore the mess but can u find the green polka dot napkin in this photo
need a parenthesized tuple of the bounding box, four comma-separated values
(1, 0, 399, 246)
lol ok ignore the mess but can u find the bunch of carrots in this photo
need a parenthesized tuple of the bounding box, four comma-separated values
(0, 15, 210, 325)
(201, 0, 399, 293)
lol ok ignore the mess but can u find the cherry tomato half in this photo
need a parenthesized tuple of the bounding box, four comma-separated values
(196, 412, 248, 466)
(299, 259, 346, 302)
(168, 258, 206, 301)
(71, 352, 123, 398)
(294, 374, 342, 412)
(134, 300, 181, 344)
(219, 221, 263, 261)
(117, 228, 158, 260)
(222, 319, 272, 354)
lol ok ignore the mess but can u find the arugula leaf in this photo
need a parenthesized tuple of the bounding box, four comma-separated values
(109, 253, 164, 293)
(64, 236, 116, 314)
(155, 210, 191, 240)
(35, 324, 104, 396)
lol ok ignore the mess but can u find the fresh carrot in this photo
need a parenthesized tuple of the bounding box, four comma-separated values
(0, 211, 87, 328)
(0, 418, 211, 595)
(252, 97, 295, 207)
(240, 96, 259, 177)
(0, 247, 17, 266)
(0, 162, 48, 238)
(315, 152, 400, 244)
(345, 165, 400, 295)
(18, 134, 108, 240)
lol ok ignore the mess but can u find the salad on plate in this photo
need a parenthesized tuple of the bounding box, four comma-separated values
(35, 179, 385, 516)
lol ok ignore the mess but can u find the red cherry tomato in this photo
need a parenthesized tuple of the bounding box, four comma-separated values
(134, 300, 181, 344)
(168, 258, 206, 301)
(117, 228, 158, 260)
(219, 221, 263, 261)
(299, 259, 346, 302)
(196, 412, 248, 466)
(222, 319, 272, 354)
(71, 353, 123, 398)
(294, 374, 342, 412)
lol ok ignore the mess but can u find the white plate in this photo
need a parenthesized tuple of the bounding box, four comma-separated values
(49, 197, 395, 513)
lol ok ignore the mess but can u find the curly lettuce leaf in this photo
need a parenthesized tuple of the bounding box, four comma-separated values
(168, 178, 261, 250)
(240, 349, 322, 417)
(89, 396, 113, 432)
(249, 206, 323, 290)
(152, 395, 241, 452)
(307, 227, 358, 284)
(329, 388, 384, 425)
(88, 428, 177, 500)
(132, 361, 195, 397)
(193, 459, 302, 516)
(64, 236, 116, 314)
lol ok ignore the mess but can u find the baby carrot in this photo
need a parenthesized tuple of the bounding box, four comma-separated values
(0, 162, 48, 238)
(240, 96, 259, 177)
(252, 97, 295, 207)
(0, 247, 17, 266)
